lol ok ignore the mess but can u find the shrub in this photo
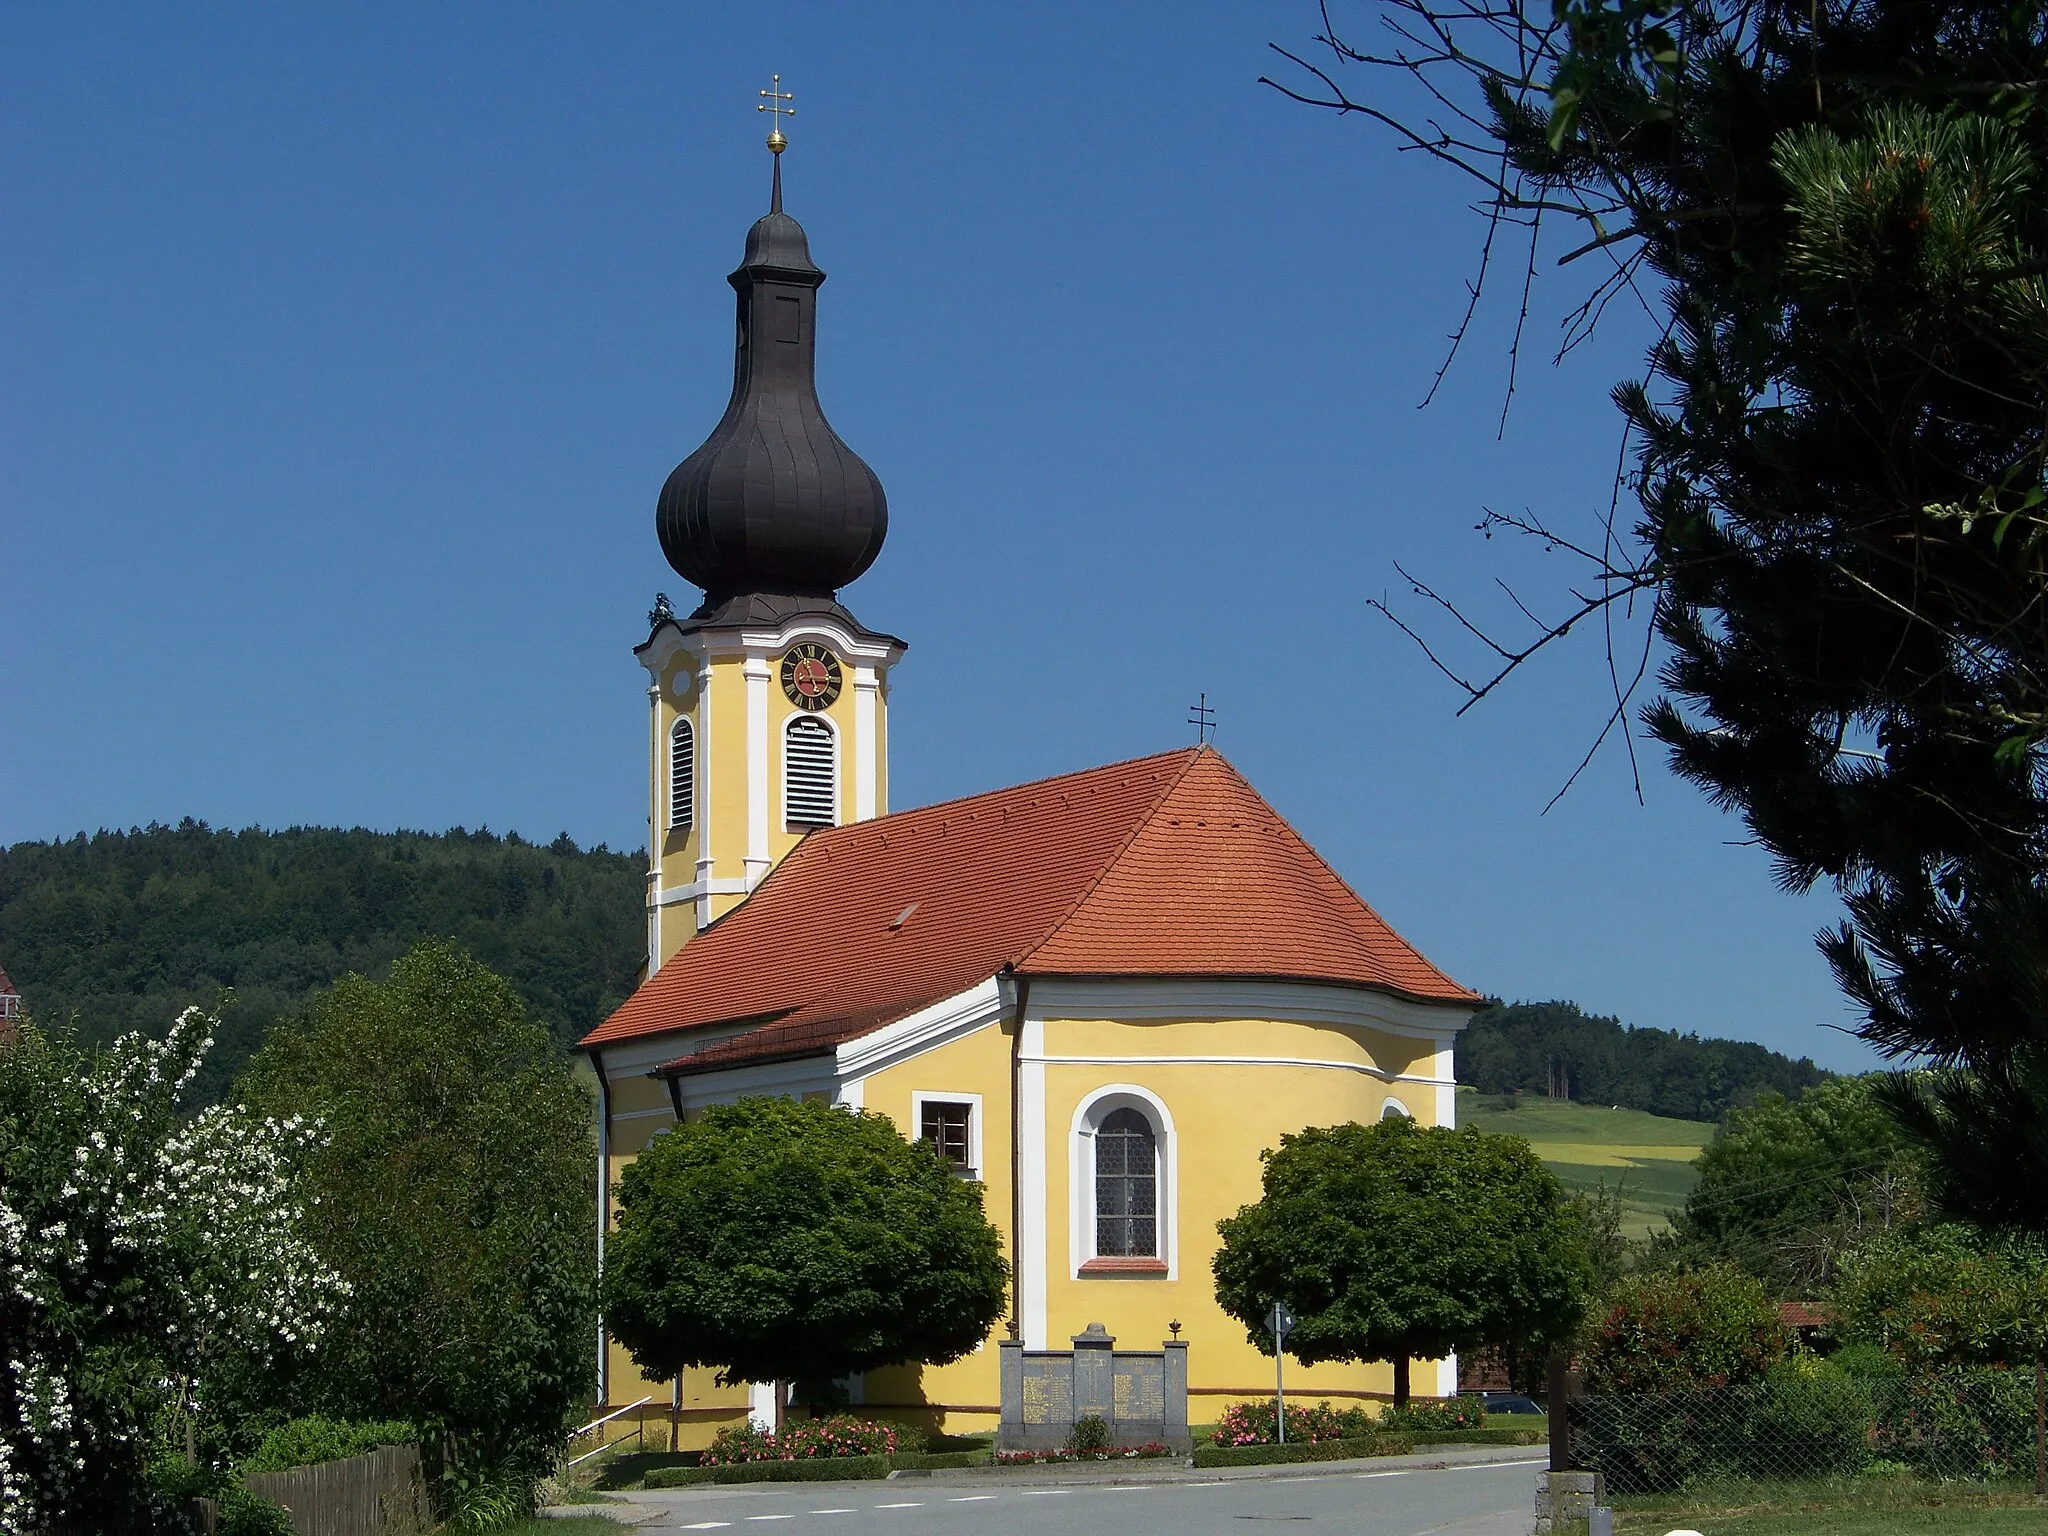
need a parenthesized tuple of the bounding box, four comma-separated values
(1578, 1265, 1787, 1394)
(1378, 1398, 1487, 1433)
(993, 1442, 1172, 1464)
(701, 1416, 907, 1464)
(240, 1415, 419, 1474)
(1212, 1399, 1372, 1446)
(1066, 1415, 1111, 1453)
(147, 1458, 294, 1536)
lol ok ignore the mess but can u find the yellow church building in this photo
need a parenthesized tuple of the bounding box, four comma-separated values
(581, 141, 1481, 1445)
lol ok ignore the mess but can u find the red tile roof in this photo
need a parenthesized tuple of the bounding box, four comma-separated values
(582, 748, 1479, 1074)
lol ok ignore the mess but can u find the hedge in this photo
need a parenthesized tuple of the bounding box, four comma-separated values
(892, 1451, 992, 1469)
(1407, 1427, 1545, 1447)
(1192, 1433, 1413, 1468)
(645, 1456, 892, 1488)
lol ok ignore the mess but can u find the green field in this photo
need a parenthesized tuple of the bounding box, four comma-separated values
(1458, 1088, 1713, 1237)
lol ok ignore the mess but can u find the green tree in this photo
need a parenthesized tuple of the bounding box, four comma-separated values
(240, 942, 596, 1496)
(600, 1098, 1008, 1405)
(1578, 1265, 1788, 1395)
(1271, 3, 2048, 1223)
(1211, 1118, 1589, 1405)
(1676, 1077, 1924, 1294)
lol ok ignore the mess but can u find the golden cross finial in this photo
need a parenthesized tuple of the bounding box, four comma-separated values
(758, 74, 794, 154)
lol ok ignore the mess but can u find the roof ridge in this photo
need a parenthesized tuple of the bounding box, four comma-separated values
(806, 746, 1201, 846)
(1017, 746, 1213, 967)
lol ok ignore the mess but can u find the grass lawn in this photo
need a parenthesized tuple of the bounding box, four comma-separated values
(1614, 1479, 2045, 1534)
(1457, 1088, 1712, 1237)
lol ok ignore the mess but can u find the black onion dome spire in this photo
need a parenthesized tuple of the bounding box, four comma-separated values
(656, 163, 888, 601)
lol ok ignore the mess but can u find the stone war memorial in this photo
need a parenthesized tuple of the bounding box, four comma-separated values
(998, 1324, 1190, 1453)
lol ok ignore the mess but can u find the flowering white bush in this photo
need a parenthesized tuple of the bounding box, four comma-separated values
(0, 1007, 344, 1534)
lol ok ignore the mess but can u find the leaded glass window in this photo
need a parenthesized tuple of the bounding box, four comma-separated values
(1094, 1107, 1157, 1257)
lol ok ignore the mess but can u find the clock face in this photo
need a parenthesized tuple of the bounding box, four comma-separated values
(780, 643, 843, 710)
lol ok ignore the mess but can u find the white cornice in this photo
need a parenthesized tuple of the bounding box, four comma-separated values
(1023, 977, 1475, 1043)
(1021, 1051, 1453, 1088)
(653, 876, 750, 908)
(833, 976, 1007, 1080)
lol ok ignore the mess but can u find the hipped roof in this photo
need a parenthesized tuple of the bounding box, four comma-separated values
(582, 747, 1479, 1075)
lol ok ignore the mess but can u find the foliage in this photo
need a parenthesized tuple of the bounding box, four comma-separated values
(239, 941, 597, 1494)
(1277, 2, 2048, 1222)
(0, 1007, 341, 1535)
(1378, 1396, 1488, 1432)
(1578, 1264, 1787, 1394)
(1830, 1224, 2048, 1372)
(1576, 1366, 2037, 1493)
(701, 1417, 910, 1464)
(601, 1097, 1008, 1399)
(1675, 1077, 1925, 1293)
(1213, 1395, 1484, 1448)
(148, 1456, 295, 1536)
(1212, 1118, 1589, 1403)
(238, 1415, 419, 1475)
(0, 820, 643, 1101)
(1458, 1001, 1826, 1121)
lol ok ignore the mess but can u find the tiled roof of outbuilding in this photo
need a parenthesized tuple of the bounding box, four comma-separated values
(581, 748, 1479, 1075)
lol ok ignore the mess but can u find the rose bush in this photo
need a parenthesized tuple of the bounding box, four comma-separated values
(702, 1416, 910, 1464)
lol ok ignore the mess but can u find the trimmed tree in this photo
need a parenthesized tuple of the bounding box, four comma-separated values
(240, 941, 597, 1496)
(1213, 1118, 1588, 1404)
(601, 1097, 1008, 1406)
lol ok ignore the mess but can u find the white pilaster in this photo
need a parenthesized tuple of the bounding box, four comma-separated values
(744, 655, 771, 888)
(694, 657, 716, 930)
(1018, 1013, 1048, 1349)
(1434, 1039, 1457, 1127)
(645, 684, 662, 975)
(853, 666, 879, 822)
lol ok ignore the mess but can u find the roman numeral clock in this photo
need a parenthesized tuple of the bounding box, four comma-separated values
(781, 642, 843, 710)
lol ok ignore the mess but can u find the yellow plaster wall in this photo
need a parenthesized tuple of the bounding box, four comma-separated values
(1033, 1012, 1451, 1413)
(854, 1020, 1014, 1433)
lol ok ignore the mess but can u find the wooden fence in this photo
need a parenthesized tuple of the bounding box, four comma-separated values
(243, 1444, 430, 1536)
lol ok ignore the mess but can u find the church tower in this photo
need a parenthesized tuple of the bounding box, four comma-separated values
(636, 120, 905, 971)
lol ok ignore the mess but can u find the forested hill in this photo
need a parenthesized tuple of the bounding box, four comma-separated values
(0, 821, 646, 1103)
(1456, 999, 1828, 1122)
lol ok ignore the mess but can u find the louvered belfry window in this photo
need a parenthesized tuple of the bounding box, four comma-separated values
(669, 717, 695, 831)
(784, 715, 838, 826)
(1095, 1108, 1158, 1257)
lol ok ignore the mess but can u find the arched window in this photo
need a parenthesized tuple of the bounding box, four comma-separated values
(1093, 1107, 1158, 1258)
(669, 717, 695, 832)
(1381, 1097, 1414, 1121)
(784, 715, 838, 827)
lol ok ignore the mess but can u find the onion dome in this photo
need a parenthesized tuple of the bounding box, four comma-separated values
(656, 163, 888, 602)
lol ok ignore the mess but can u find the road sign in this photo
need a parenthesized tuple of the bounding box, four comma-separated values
(1270, 1302, 1297, 1442)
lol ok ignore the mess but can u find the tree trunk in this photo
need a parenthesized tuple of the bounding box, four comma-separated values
(1393, 1354, 1410, 1407)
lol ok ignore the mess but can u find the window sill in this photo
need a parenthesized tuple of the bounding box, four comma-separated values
(1078, 1257, 1168, 1277)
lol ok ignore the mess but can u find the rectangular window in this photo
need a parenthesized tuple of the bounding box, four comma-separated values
(920, 1100, 974, 1173)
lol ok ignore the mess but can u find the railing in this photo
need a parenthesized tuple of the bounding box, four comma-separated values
(565, 1395, 657, 1469)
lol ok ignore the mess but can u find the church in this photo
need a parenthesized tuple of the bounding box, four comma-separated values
(580, 129, 1481, 1445)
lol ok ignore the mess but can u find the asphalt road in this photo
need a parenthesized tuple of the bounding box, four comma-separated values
(599, 1455, 1545, 1536)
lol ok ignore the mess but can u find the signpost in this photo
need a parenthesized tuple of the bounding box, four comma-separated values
(1269, 1302, 1297, 1444)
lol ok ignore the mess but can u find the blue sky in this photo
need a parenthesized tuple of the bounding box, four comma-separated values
(0, 2, 1879, 1071)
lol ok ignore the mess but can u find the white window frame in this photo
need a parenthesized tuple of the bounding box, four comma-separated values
(781, 712, 840, 828)
(910, 1090, 983, 1179)
(669, 715, 696, 832)
(1381, 1096, 1414, 1121)
(1068, 1083, 1175, 1279)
